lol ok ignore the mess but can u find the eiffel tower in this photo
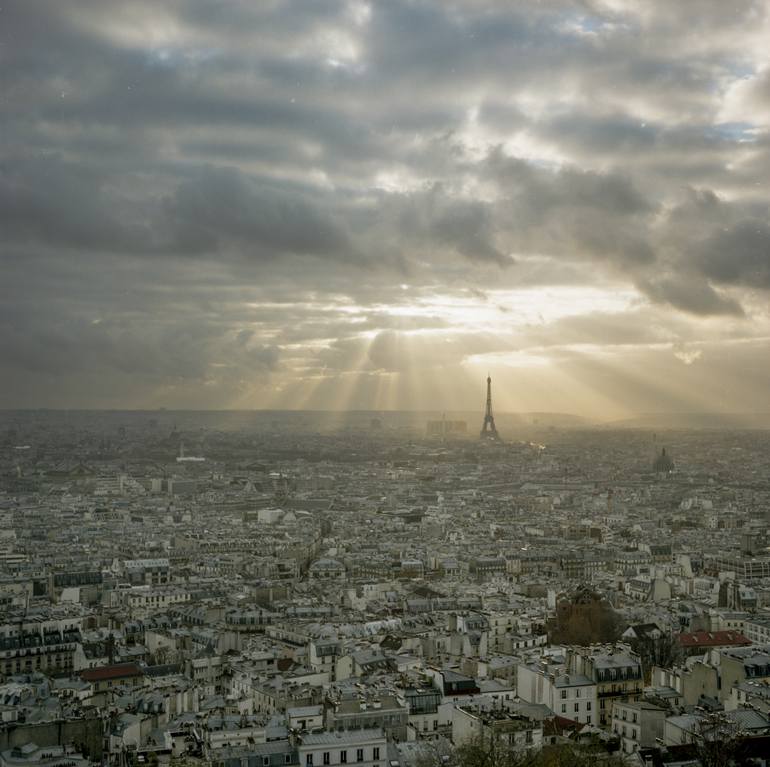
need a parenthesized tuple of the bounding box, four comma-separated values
(480, 375, 500, 440)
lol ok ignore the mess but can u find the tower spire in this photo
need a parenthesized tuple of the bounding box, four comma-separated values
(480, 374, 499, 440)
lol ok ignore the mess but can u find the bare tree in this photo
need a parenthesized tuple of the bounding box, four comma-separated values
(629, 631, 683, 683)
(692, 711, 751, 767)
(423, 736, 627, 767)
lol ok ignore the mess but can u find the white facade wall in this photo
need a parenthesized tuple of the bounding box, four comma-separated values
(298, 730, 387, 767)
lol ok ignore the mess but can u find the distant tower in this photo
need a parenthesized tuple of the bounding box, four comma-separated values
(480, 375, 500, 440)
(652, 447, 674, 474)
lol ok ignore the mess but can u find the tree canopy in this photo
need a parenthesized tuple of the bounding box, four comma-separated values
(546, 586, 621, 646)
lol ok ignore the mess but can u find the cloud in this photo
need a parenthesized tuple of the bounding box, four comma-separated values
(673, 346, 703, 365)
(367, 184, 510, 267)
(721, 66, 770, 127)
(638, 276, 744, 316)
(163, 167, 356, 261)
(0, 154, 153, 253)
(697, 220, 770, 288)
(2, 0, 770, 410)
(481, 148, 657, 272)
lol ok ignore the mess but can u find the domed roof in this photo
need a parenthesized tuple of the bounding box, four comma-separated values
(653, 447, 675, 473)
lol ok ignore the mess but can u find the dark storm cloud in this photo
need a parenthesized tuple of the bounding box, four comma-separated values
(537, 112, 657, 156)
(697, 221, 770, 288)
(362, 184, 509, 267)
(0, 157, 358, 263)
(2, 0, 770, 407)
(0, 303, 280, 380)
(484, 150, 653, 218)
(164, 167, 356, 261)
(482, 149, 657, 274)
(638, 277, 745, 317)
(0, 154, 152, 252)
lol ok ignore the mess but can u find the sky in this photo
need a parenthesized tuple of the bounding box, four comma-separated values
(2, 0, 770, 418)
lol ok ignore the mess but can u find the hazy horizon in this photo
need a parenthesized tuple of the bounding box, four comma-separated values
(5, 406, 770, 434)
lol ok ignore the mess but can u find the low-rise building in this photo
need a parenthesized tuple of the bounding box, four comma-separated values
(325, 694, 408, 742)
(517, 665, 597, 725)
(568, 649, 643, 726)
(81, 662, 144, 694)
(452, 706, 543, 754)
(297, 729, 386, 767)
(610, 700, 666, 757)
(719, 646, 770, 702)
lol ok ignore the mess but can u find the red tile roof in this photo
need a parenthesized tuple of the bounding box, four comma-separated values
(544, 715, 583, 736)
(678, 631, 752, 649)
(81, 663, 144, 682)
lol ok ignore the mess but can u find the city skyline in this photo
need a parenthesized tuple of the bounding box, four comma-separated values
(3, 2, 770, 417)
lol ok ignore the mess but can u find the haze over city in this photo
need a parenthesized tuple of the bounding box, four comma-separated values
(3, 1, 770, 417)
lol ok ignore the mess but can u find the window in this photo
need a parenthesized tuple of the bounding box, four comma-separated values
(263, 759, 269, 766)
(340, 751, 347, 764)
(323, 754, 330, 766)
(356, 750, 364, 763)
(574, 703, 579, 713)
(560, 690, 567, 699)
(373, 749, 379, 760)
(586, 702, 591, 711)
(561, 704, 566, 714)
(307, 755, 313, 766)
